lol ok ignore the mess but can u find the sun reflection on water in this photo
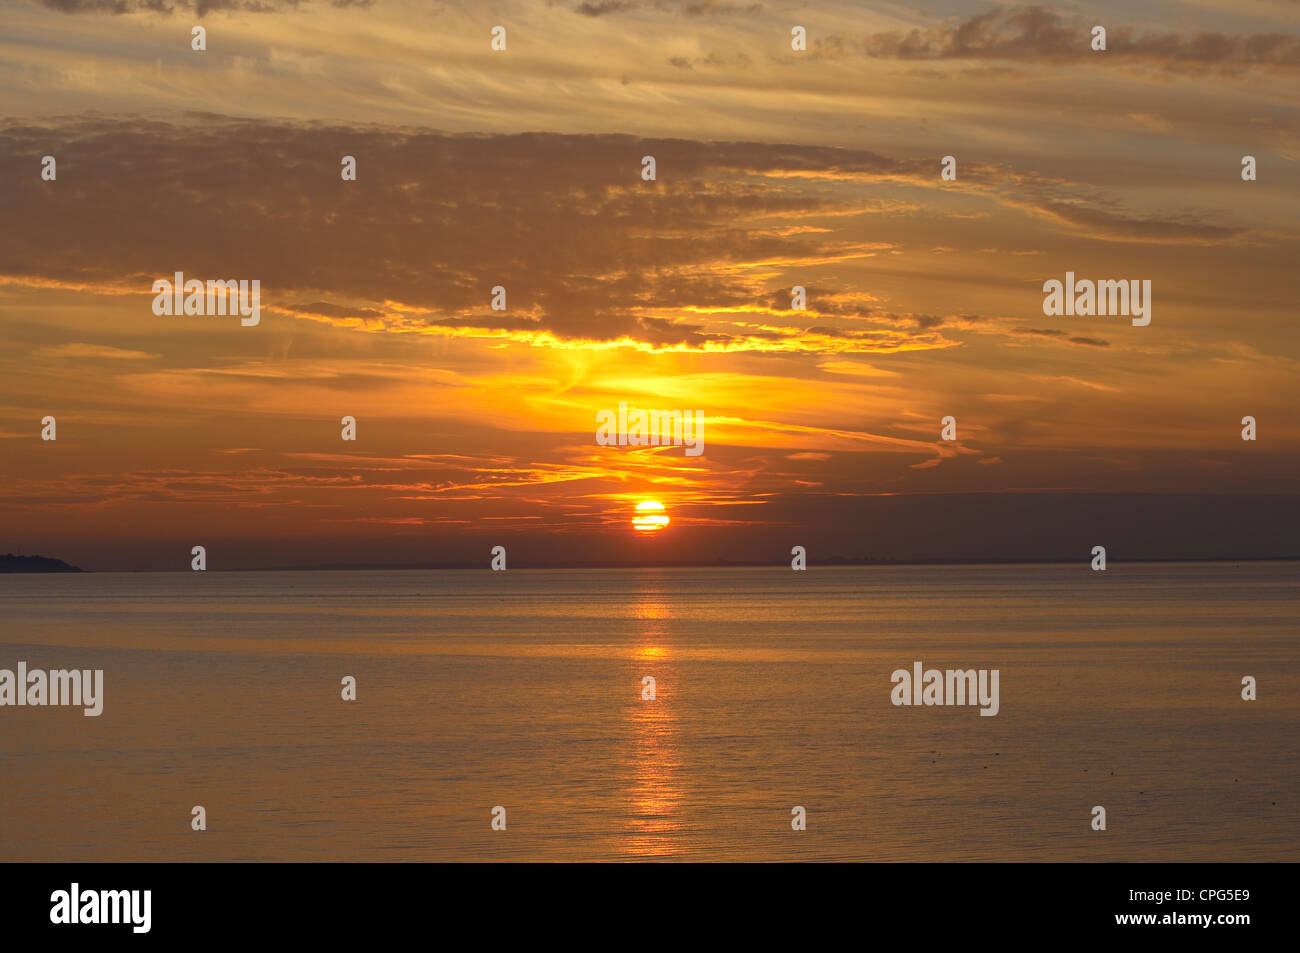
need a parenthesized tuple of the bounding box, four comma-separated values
(623, 592, 685, 857)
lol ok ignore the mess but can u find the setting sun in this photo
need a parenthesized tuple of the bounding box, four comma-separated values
(632, 500, 669, 533)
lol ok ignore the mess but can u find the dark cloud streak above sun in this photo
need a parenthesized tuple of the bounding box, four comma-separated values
(0, 118, 1280, 353)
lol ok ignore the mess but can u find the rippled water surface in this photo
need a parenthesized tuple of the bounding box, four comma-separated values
(1, 563, 1296, 861)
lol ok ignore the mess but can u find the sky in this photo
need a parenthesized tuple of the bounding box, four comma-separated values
(0, 0, 1297, 570)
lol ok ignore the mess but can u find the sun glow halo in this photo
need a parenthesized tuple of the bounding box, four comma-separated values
(632, 500, 669, 533)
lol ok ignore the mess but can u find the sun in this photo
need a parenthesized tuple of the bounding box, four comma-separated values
(632, 500, 670, 533)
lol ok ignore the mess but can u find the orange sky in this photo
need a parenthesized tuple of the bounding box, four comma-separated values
(1, 1, 1297, 569)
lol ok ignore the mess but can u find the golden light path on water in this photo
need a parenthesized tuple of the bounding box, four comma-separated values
(624, 585, 684, 857)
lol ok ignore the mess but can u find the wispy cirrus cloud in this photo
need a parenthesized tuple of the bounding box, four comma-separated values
(0, 117, 1266, 357)
(815, 5, 1300, 73)
(38, 0, 373, 14)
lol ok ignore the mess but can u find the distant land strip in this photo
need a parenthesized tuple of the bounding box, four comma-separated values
(0, 553, 84, 572)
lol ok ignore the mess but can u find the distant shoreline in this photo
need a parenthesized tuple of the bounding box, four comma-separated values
(0, 553, 83, 573)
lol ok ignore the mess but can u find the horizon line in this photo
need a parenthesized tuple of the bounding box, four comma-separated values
(9, 555, 1298, 573)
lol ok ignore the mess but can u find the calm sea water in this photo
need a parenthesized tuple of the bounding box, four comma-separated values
(1, 563, 1296, 861)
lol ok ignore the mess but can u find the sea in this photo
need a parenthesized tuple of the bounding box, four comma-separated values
(1, 562, 1295, 861)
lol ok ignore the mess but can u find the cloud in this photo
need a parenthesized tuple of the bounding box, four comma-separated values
(570, 0, 762, 16)
(0, 115, 1267, 364)
(1009, 328, 1111, 348)
(665, 51, 752, 69)
(818, 5, 1300, 73)
(280, 301, 388, 322)
(1012, 197, 1246, 244)
(38, 0, 372, 14)
(0, 118, 966, 355)
(32, 342, 160, 359)
(574, 0, 639, 16)
(1032, 374, 1121, 393)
